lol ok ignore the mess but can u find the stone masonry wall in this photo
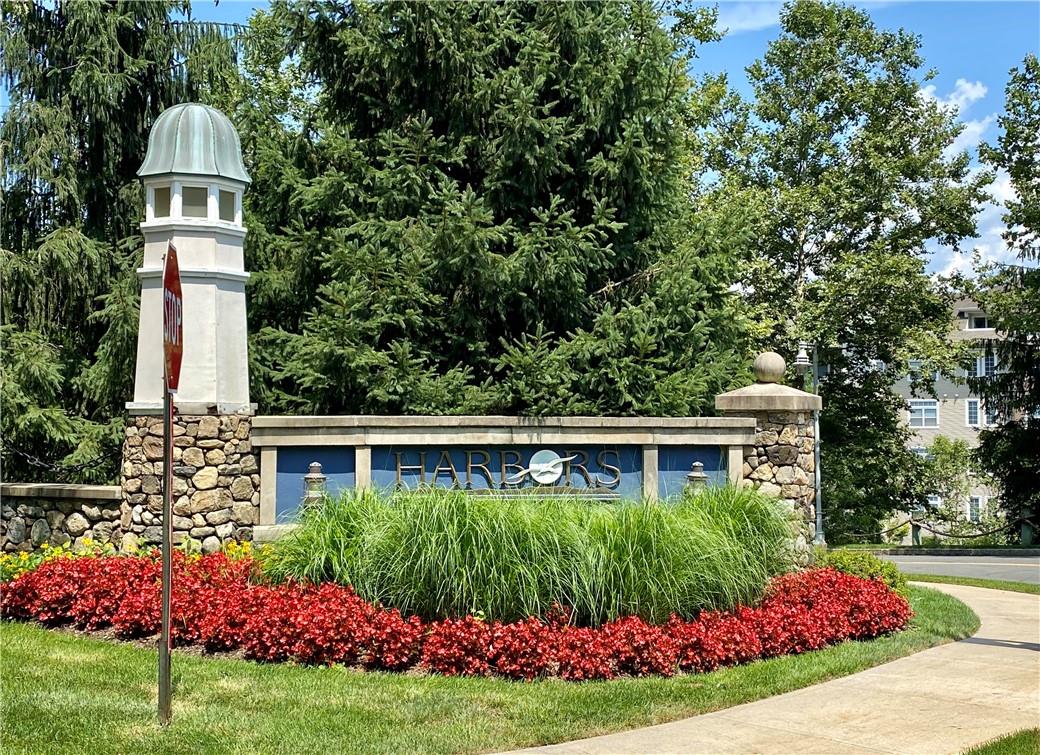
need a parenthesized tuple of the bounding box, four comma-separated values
(741, 410, 816, 558)
(120, 414, 259, 553)
(1, 487, 122, 552)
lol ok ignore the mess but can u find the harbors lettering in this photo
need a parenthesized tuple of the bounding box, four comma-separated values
(392, 448, 623, 491)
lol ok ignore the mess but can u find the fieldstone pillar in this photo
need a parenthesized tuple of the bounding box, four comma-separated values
(716, 352, 822, 562)
(120, 103, 259, 552)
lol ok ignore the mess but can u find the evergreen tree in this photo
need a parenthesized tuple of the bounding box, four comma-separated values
(701, 0, 989, 540)
(0, 1, 239, 481)
(247, 0, 749, 416)
(971, 54, 1040, 541)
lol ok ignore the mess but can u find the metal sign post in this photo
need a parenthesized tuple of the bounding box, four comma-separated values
(160, 241, 183, 726)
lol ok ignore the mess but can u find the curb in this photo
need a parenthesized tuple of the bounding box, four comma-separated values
(865, 548, 1040, 557)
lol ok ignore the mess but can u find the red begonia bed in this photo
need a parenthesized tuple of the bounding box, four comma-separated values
(0, 553, 911, 681)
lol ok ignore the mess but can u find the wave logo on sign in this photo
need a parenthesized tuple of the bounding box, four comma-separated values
(506, 450, 578, 485)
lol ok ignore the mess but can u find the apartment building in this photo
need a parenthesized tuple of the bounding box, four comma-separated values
(893, 299, 1000, 522)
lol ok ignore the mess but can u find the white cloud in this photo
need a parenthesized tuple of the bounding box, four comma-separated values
(930, 170, 1020, 278)
(987, 169, 1016, 206)
(716, 2, 784, 34)
(947, 114, 996, 157)
(920, 78, 988, 114)
(715, 1, 898, 36)
(919, 80, 996, 158)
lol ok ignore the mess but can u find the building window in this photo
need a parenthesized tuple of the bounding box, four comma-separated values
(966, 400, 980, 427)
(909, 400, 938, 428)
(985, 404, 999, 426)
(153, 185, 171, 218)
(967, 352, 997, 379)
(219, 189, 236, 222)
(925, 494, 942, 511)
(969, 496, 981, 522)
(968, 315, 990, 329)
(182, 186, 209, 218)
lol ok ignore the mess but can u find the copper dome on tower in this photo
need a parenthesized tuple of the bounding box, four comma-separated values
(138, 102, 250, 183)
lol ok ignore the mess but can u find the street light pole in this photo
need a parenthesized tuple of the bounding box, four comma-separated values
(811, 346, 825, 547)
(795, 341, 825, 547)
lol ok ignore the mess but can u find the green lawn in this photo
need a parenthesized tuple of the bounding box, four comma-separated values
(0, 587, 977, 755)
(965, 729, 1040, 755)
(906, 573, 1040, 595)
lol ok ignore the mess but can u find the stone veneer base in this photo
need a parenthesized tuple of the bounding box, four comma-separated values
(120, 414, 260, 553)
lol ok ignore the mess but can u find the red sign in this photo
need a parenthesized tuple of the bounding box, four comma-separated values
(162, 242, 183, 393)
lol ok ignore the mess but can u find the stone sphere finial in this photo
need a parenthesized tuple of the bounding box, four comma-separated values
(753, 351, 786, 383)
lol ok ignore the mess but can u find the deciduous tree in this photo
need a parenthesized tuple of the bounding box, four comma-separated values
(702, 0, 989, 539)
(972, 53, 1040, 542)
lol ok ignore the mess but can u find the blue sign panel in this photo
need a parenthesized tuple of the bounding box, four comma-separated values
(658, 446, 727, 500)
(275, 447, 355, 521)
(273, 443, 728, 517)
(370, 445, 643, 499)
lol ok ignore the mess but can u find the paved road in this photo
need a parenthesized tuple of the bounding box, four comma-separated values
(506, 583, 1040, 755)
(882, 555, 1040, 584)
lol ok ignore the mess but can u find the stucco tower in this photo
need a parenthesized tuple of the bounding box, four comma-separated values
(120, 104, 260, 553)
(130, 102, 251, 412)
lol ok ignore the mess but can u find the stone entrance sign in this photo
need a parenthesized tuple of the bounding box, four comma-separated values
(249, 415, 755, 538)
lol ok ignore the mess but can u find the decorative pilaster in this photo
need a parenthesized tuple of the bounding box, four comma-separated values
(716, 352, 822, 563)
(120, 415, 259, 553)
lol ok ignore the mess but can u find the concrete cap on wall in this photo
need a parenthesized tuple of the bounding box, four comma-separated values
(715, 351, 822, 413)
(138, 102, 250, 183)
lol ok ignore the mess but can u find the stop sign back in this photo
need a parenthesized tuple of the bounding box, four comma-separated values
(162, 242, 183, 393)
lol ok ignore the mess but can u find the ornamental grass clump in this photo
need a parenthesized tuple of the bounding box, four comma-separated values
(261, 486, 795, 626)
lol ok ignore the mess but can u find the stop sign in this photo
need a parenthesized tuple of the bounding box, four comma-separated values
(162, 242, 183, 393)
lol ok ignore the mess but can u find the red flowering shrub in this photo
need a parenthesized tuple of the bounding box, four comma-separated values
(604, 616, 678, 677)
(195, 584, 261, 651)
(291, 584, 374, 666)
(367, 608, 425, 671)
(421, 616, 490, 676)
(16, 557, 96, 625)
(1, 558, 911, 681)
(488, 617, 559, 680)
(70, 556, 158, 631)
(240, 585, 305, 663)
(556, 626, 615, 681)
(669, 607, 763, 673)
(111, 580, 162, 638)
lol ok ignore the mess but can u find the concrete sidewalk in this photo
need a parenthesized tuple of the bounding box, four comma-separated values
(508, 583, 1040, 755)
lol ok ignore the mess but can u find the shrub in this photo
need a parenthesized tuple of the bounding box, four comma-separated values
(291, 584, 374, 666)
(817, 549, 907, 596)
(488, 617, 559, 680)
(261, 486, 796, 626)
(421, 616, 491, 676)
(367, 608, 424, 671)
(668, 608, 762, 673)
(555, 626, 617, 681)
(603, 616, 678, 677)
